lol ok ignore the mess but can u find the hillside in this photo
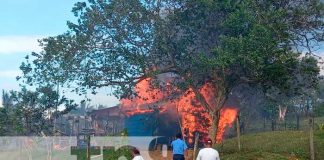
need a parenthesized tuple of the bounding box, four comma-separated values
(217, 131, 324, 160)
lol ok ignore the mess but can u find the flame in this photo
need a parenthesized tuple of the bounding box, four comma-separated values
(216, 108, 238, 143)
(120, 78, 238, 143)
(176, 88, 211, 143)
(121, 78, 167, 115)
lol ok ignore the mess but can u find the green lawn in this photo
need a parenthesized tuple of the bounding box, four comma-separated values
(216, 130, 324, 160)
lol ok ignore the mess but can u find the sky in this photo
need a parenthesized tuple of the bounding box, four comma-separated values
(0, 0, 119, 107)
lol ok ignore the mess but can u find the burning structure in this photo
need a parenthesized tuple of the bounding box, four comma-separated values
(89, 106, 125, 135)
(56, 81, 283, 143)
(63, 77, 240, 145)
(89, 105, 180, 137)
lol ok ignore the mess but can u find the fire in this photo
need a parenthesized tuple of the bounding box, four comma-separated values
(120, 78, 167, 115)
(216, 108, 238, 143)
(120, 78, 238, 143)
(123, 107, 167, 116)
(176, 85, 238, 143)
(176, 88, 211, 143)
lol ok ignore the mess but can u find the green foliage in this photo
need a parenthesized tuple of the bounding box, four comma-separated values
(315, 123, 324, 131)
(103, 147, 132, 160)
(315, 103, 324, 117)
(16, 0, 324, 138)
(121, 128, 128, 136)
(0, 108, 7, 135)
(1, 88, 76, 136)
(317, 80, 324, 99)
(18, 0, 324, 99)
(221, 151, 290, 160)
(219, 131, 324, 160)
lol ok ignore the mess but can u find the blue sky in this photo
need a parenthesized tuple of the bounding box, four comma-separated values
(0, 0, 119, 107)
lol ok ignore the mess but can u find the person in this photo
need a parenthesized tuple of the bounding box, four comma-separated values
(131, 148, 144, 160)
(196, 138, 220, 160)
(171, 133, 188, 160)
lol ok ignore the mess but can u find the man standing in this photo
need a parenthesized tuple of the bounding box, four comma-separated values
(171, 133, 188, 160)
(196, 138, 220, 160)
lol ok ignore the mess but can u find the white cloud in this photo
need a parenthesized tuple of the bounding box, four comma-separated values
(0, 70, 21, 78)
(0, 35, 44, 54)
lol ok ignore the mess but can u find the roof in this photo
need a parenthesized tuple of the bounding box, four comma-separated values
(89, 106, 124, 120)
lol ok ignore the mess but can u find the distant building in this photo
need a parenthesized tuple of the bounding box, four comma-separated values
(89, 105, 125, 135)
(89, 105, 180, 137)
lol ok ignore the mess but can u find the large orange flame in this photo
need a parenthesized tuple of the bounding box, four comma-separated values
(120, 78, 238, 143)
(216, 108, 238, 143)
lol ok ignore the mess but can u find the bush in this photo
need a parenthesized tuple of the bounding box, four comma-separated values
(315, 104, 324, 117)
(103, 146, 132, 160)
(315, 123, 324, 131)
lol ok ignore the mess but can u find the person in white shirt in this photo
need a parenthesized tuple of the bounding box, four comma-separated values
(131, 148, 144, 160)
(196, 138, 220, 160)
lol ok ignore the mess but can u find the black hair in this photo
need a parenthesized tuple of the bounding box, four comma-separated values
(132, 148, 140, 155)
(176, 133, 182, 139)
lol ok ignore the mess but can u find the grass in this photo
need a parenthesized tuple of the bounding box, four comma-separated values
(70, 146, 132, 160)
(216, 130, 324, 160)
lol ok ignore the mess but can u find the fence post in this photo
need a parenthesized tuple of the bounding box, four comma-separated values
(236, 116, 241, 151)
(193, 132, 200, 160)
(309, 118, 315, 160)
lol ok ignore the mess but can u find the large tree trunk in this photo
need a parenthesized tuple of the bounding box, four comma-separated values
(191, 82, 227, 145)
(209, 110, 220, 145)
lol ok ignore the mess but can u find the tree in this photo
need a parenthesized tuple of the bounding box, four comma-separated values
(2, 90, 13, 109)
(19, 0, 324, 141)
(0, 90, 24, 135)
(265, 55, 320, 121)
(0, 87, 76, 136)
